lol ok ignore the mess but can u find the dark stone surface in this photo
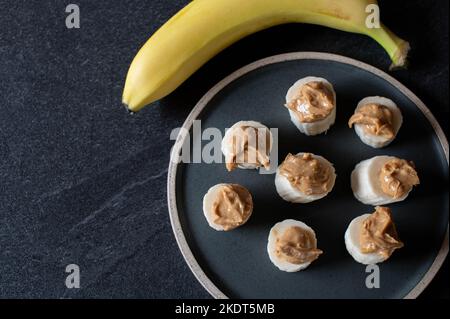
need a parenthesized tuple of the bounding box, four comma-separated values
(0, 0, 447, 298)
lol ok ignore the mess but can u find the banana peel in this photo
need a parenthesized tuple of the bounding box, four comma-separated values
(123, 0, 409, 112)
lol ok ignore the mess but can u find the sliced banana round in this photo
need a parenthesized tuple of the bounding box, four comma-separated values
(275, 152, 336, 203)
(285, 76, 336, 136)
(202, 183, 253, 231)
(349, 96, 402, 148)
(345, 207, 403, 265)
(267, 219, 322, 272)
(221, 120, 273, 171)
(345, 214, 386, 265)
(351, 155, 420, 206)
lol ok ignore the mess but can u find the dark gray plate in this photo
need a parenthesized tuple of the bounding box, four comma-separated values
(168, 53, 449, 299)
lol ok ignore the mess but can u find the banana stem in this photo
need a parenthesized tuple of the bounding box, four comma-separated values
(368, 24, 410, 70)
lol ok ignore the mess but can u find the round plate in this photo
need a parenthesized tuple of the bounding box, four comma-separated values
(168, 52, 449, 299)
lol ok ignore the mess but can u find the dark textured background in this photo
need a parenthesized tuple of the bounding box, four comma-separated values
(0, 0, 448, 298)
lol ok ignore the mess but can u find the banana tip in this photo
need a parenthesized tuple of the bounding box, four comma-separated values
(122, 102, 135, 115)
(389, 41, 411, 70)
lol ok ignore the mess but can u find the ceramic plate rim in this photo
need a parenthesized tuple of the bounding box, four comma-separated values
(167, 52, 449, 299)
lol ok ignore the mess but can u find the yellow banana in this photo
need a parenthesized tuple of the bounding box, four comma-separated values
(123, 0, 409, 112)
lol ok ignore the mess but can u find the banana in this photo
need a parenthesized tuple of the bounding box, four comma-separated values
(123, 0, 409, 112)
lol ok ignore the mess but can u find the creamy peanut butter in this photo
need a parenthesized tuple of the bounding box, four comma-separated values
(226, 126, 271, 172)
(379, 158, 420, 198)
(279, 153, 333, 195)
(286, 81, 335, 123)
(360, 206, 404, 258)
(212, 184, 253, 231)
(275, 226, 322, 264)
(348, 103, 395, 138)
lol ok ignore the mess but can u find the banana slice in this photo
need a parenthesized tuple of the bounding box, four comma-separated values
(285, 76, 336, 136)
(344, 214, 386, 265)
(351, 156, 420, 206)
(267, 219, 322, 272)
(202, 183, 253, 231)
(345, 207, 403, 265)
(221, 121, 273, 171)
(275, 152, 336, 203)
(349, 96, 402, 148)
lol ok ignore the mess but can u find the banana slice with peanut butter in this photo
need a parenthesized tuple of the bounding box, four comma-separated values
(284, 77, 336, 136)
(345, 206, 404, 265)
(351, 155, 420, 206)
(349, 96, 403, 148)
(202, 183, 253, 231)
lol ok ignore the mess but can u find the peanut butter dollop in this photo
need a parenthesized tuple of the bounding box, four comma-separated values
(348, 103, 395, 138)
(360, 206, 404, 258)
(212, 184, 253, 231)
(286, 81, 335, 123)
(226, 126, 271, 172)
(275, 226, 323, 264)
(279, 153, 333, 195)
(379, 158, 420, 198)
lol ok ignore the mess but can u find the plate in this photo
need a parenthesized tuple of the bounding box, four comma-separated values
(168, 52, 449, 299)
